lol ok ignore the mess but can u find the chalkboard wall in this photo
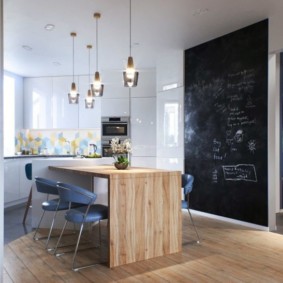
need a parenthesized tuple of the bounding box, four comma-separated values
(184, 19, 268, 226)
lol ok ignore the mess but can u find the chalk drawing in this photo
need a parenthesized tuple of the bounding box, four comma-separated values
(248, 139, 256, 154)
(222, 164, 257, 182)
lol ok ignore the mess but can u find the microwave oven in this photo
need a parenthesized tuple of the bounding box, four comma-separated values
(101, 116, 130, 140)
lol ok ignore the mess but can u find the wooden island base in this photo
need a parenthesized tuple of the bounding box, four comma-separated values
(49, 165, 182, 268)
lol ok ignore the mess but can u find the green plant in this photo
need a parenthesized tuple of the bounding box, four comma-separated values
(115, 155, 129, 165)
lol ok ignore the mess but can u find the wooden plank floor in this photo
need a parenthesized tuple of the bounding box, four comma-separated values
(4, 212, 283, 282)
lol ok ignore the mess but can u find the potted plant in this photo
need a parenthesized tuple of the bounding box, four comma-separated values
(110, 137, 132, 169)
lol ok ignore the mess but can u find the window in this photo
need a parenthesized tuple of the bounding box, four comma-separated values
(164, 102, 179, 147)
(3, 75, 15, 155)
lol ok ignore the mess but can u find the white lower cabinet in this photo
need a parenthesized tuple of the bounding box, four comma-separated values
(4, 159, 33, 207)
(4, 159, 20, 204)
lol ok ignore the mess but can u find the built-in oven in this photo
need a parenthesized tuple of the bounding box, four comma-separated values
(101, 141, 113, 157)
(101, 116, 130, 140)
(101, 116, 130, 157)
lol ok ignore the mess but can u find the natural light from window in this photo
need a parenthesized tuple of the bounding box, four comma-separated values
(3, 75, 15, 156)
(164, 102, 179, 147)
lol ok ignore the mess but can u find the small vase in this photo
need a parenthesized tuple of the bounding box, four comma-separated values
(114, 162, 129, 170)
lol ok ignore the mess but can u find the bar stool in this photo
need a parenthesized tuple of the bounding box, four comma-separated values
(22, 163, 32, 224)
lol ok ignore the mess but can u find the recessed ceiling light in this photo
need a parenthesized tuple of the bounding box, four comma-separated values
(52, 61, 61, 66)
(192, 8, 209, 16)
(22, 45, 32, 51)
(44, 24, 55, 31)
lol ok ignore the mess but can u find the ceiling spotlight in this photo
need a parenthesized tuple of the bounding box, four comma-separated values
(44, 24, 55, 31)
(52, 61, 61, 66)
(192, 8, 209, 16)
(22, 45, 32, 51)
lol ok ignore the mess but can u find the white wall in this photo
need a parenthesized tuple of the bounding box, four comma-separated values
(268, 54, 281, 230)
(269, 15, 283, 54)
(0, 0, 4, 280)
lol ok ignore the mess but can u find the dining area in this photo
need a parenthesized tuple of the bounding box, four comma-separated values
(5, 159, 283, 282)
(24, 159, 182, 271)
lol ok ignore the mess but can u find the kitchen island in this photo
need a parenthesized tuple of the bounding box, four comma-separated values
(49, 165, 182, 268)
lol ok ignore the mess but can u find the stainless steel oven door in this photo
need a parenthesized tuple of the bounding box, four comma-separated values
(102, 122, 129, 138)
(102, 143, 113, 157)
(101, 116, 130, 139)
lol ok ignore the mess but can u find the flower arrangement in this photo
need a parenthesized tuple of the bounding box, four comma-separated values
(110, 137, 132, 169)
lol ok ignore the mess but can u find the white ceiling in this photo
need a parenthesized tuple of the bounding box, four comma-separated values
(4, 0, 283, 78)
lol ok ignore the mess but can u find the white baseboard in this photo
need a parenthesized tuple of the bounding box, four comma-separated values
(189, 209, 270, 231)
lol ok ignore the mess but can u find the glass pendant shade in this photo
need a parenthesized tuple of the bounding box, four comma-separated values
(123, 56, 139, 87)
(91, 71, 104, 96)
(68, 82, 79, 104)
(68, 32, 79, 104)
(123, 0, 139, 87)
(85, 89, 95, 108)
(92, 13, 104, 97)
(85, 44, 95, 109)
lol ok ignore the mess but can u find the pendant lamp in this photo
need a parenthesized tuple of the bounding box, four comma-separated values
(123, 0, 139, 87)
(68, 32, 80, 104)
(85, 45, 95, 109)
(91, 13, 104, 97)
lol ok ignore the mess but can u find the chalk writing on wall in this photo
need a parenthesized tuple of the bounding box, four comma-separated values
(222, 164, 257, 182)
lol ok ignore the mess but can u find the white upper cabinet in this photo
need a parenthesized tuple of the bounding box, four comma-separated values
(156, 50, 184, 92)
(130, 69, 156, 157)
(101, 97, 130, 117)
(101, 70, 130, 117)
(24, 77, 53, 129)
(52, 76, 79, 129)
(131, 97, 156, 157)
(131, 70, 156, 98)
(24, 76, 102, 129)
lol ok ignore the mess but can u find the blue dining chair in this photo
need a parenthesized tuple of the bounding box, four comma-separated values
(182, 174, 200, 243)
(53, 182, 108, 271)
(22, 163, 32, 224)
(33, 177, 83, 250)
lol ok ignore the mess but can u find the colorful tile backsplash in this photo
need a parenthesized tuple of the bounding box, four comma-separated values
(15, 129, 101, 155)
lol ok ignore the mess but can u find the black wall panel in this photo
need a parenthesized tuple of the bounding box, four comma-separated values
(184, 19, 268, 226)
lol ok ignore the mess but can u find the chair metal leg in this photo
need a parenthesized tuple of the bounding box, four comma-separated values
(54, 220, 68, 255)
(33, 210, 46, 240)
(188, 209, 200, 244)
(72, 223, 84, 271)
(45, 210, 59, 250)
(22, 186, 32, 224)
(71, 223, 99, 272)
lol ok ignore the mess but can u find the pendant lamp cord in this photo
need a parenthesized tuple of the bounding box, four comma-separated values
(72, 34, 75, 82)
(96, 16, 98, 71)
(129, 0, 132, 56)
(88, 47, 91, 84)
